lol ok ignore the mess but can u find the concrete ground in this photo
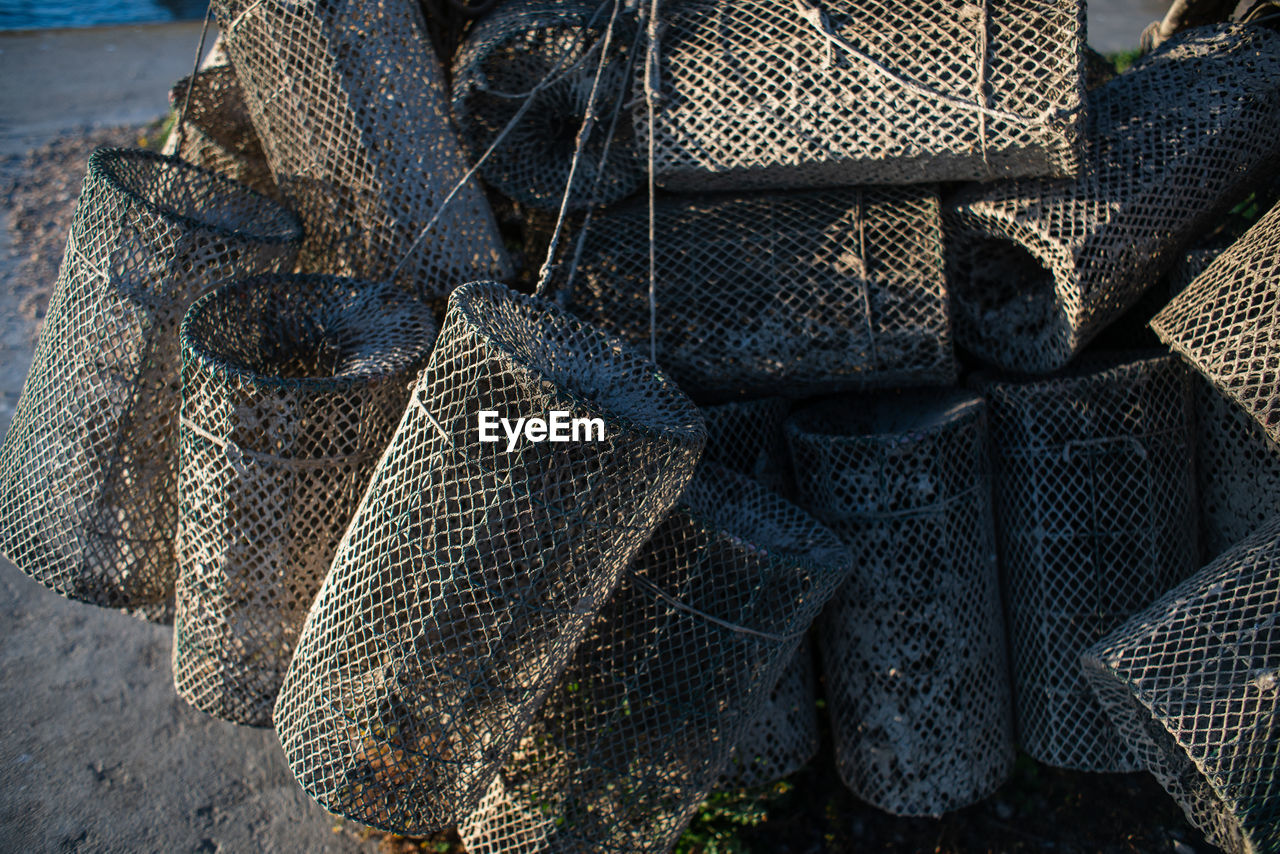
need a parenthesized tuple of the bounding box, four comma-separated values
(0, 4, 1172, 852)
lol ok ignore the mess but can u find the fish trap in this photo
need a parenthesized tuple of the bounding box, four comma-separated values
(637, 0, 1084, 191)
(1082, 514, 1280, 854)
(211, 0, 512, 295)
(0, 148, 301, 609)
(564, 187, 954, 401)
(172, 274, 439, 727)
(786, 390, 1014, 816)
(272, 281, 705, 835)
(457, 464, 851, 854)
(451, 0, 641, 211)
(946, 24, 1280, 374)
(973, 353, 1199, 771)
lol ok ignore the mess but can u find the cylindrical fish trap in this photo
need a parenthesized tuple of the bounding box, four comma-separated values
(451, 0, 641, 211)
(786, 390, 1014, 816)
(1081, 514, 1280, 854)
(564, 187, 954, 401)
(946, 24, 1280, 374)
(211, 0, 512, 295)
(166, 64, 280, 200)
(701, 397, 791, 494)
(273, 281, 705, 835)
(457, 464, 851, 854)
(637, 0, 1084, 191)
(0, 148, 301, 609)
(1153, 199, 1280, 449)
(973, 353, 1199, 771)
(172, 274, 440, 727)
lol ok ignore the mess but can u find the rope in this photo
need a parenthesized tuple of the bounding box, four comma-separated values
(643, 0, 661, 363)
(175, 5, 215, 155)
(627, 572, 802, 644)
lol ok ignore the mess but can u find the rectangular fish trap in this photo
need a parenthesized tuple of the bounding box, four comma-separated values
(172, 275, 439, 727)
(946, 24, 1280, 374)
(786, 390, 1014, 817)
(212, 0, 512, 295)
(638, 0, 1085, 191)
(565, 187, 954, 401)
(272, 282, 705, 835)
(0, 148, 301, 610)
(1082, 515, 1280, 854)
(974, 353, 1199, 771)
(458, 465, 851, 854)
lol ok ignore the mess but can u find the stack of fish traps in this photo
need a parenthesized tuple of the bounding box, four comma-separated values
(8, 0, 1280, 848)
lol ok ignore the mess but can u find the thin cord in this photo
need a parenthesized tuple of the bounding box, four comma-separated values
(643, 0, 661, 363)
(175, 5, 215, 154)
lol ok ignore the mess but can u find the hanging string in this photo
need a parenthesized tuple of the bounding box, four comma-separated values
(642, 0, 662, 363)
(174, 5, 215, 155)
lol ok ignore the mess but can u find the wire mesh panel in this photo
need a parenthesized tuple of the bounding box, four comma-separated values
(0, 148, 301, 610)
(565, 187, 954, 401)
(1153, 200, 1280, 450)
(786, 389, 1014, 816)
(212, 0, 512, 295)
(166, 64, 280, 201)
(973, 353, 1199, 771)
(172, 275, 439, 727)
(637, 0, 1084, 190)
(451, 0, 641, 211)
(1082, 514, 1280, 854)
(946, 24, 1280, 374)
(457, 464, 851, 854)
(273, 281, 705, 835)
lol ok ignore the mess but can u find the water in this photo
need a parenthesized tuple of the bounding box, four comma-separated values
(0, 0, 206, 31)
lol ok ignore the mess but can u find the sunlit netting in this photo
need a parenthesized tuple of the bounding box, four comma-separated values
(716, 638, 821, 790)
(946, 25, 1280, 374)
(1153, 200, 1280, 450)
(1082, 515, 1280, 854)
(786, 390, 1013, 816)
(167, 65, 279, 200)
(565, 187, 954, 401)
(451, 0, 641, 210)
(457, 464, 851, 854)
(1193, 375, 1280, 562)
(172, 275, 439, 727)
(701, 397, 791, 494)
(636, 0, 1084, 191)
(0, 148, 301, 610)
(973, 353, 1198, 771)
(273, 282, 705, 834)
(211, 0, 512, 295)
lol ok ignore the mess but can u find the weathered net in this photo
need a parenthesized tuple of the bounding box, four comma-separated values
(946, 24, 1280, 374)
(166, 64, 280, 201)
(211, 0, 512, 295)
(786, 390, 1014, 816)
(0, 148, 301, 610)
(272, 281, 706, 835)
(457, 464, 851, 854)
(636, 0, 1084, 191)
(172, 274, 440, 727)
(1194, 373, 1280, 561)
(451, 0, 641, 211)
(973, 353, 1199, 771)
(564, 187, 954, 401)
(1152, 200, 1280, 450)
(1081, 514, 1280, 854)
(700, 397, 791, 495)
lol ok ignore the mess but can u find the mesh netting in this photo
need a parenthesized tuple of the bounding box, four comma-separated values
(1081, 514, 1280, 854)
(0, 148, 301, 610)
(701, 397, 791, 495)
(211, 0, 512, 295)
(946, 24, 1280, 374)
(451, 0, 641, 211)
(636, 0, 1084, 191)
(564, 187, 954, 401)
(785, 390, 1014, 816)
(272, 281, 705, 834)
(166, 64, 280, 201)
(457, 464, 851, 854)
(1152, 200, 1280, 451)
(973, 353, 1199, 771)
(172, 274, 440, 727)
